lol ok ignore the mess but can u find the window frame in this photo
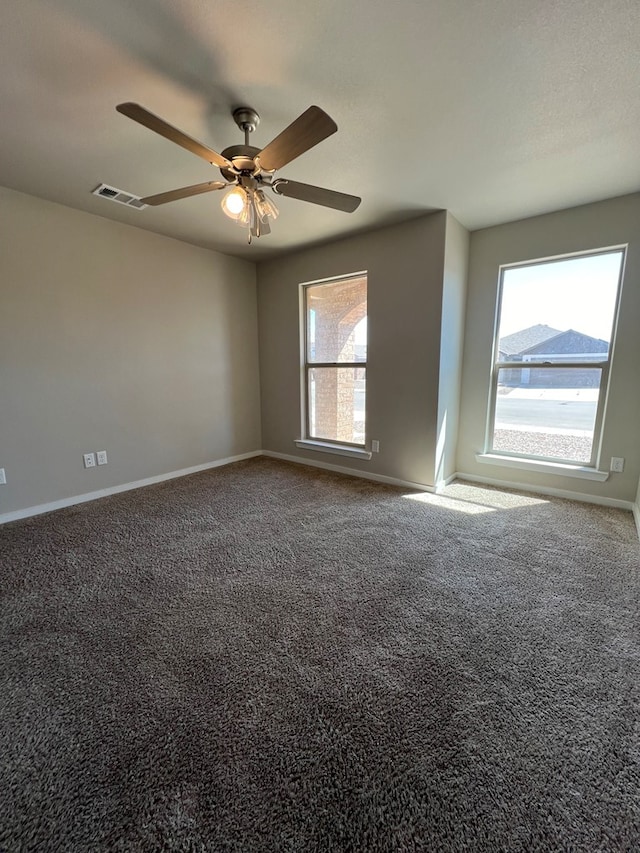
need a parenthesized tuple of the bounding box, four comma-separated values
(486, 247, 626, 469)
(300, 271, 368, 449)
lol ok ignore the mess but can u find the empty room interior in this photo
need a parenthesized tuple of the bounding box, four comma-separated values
(1, 1, 639, 850)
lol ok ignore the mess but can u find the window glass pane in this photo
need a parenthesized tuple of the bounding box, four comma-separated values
(306, 277, 367, 363)
(308, 367, 366, 445)
(498, 251, 623, 362)
(492, 367, 601, 463)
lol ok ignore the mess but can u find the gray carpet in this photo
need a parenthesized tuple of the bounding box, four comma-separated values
(1, 457, 639, 852)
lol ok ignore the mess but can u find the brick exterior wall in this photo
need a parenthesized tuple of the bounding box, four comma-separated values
(307, 277, 366, 443)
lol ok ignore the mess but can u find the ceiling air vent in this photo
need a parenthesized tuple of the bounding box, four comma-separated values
(92, 183, 147, 210)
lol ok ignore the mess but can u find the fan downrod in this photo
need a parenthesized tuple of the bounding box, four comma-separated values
(218, 107, 262, 180)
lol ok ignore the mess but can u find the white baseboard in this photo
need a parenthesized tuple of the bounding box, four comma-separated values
(262, 450, 435, 493)
(632, 503, 640, 541)
(454, 471, 635, 511)
(0, 451, 262, 525)
(435, 472, 458, 493)
(4, 451, 637, 538)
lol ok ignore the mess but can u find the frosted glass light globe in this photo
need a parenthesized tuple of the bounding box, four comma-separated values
(221, 187, 247, 218)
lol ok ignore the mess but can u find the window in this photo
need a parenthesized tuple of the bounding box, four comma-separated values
(487, 249, 625, 467)
(302, 274, 367, 447)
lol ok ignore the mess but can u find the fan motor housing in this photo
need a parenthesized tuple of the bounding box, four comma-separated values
(219, 144, 261, 180)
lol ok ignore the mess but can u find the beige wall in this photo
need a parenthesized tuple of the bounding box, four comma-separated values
(0, 187, 261, 514)
(257, 212, 450, 488)
(4, 183, 635, 515)
(457, 192, 640, 502)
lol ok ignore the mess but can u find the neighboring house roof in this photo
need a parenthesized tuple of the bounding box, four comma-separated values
(521, 328, 608, 356)
(499, 324, 561, 356)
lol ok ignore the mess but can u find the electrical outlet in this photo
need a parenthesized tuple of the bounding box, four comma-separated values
(371, 440, 380, 453)
(83, 453, 96, 469)
(610, 457, 625, 473)
(96, 450, 108, 466)
(0, 468, 6, 485)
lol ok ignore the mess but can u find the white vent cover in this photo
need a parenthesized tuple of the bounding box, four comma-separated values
(92, 183, 147, 210)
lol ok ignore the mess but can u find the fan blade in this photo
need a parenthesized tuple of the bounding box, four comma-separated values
(272, 179, 361, 213)
(116, 103, 231, 169)
(141, 181, 227, 206)
(257, 106, 337, 172)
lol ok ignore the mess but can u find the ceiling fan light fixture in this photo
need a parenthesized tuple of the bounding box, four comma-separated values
(116, 102, 361, 243)
(235, 196, 253, 228)
(254, 189, 279, 221)
(221, 186, 248, 220)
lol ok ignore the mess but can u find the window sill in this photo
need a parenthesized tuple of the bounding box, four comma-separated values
(295, 439, 372, 460)
(475, 453, 609, 482)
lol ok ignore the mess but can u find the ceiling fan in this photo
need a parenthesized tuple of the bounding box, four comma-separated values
(116, 102, 361, 242)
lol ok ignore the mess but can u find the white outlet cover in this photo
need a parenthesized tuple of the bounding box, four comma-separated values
(83, 453, 96, 468)
(0, 467, 6, 485)
(97, 450, 108, 465)
(610, 457, 625, 473)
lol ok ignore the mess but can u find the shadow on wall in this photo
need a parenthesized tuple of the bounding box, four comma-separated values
(205, 261, 260, 454)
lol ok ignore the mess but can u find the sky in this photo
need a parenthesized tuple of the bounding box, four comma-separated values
(498, 250, 624, 341)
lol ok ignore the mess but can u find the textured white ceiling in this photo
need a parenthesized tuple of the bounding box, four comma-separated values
(1, 0, 638, 259)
